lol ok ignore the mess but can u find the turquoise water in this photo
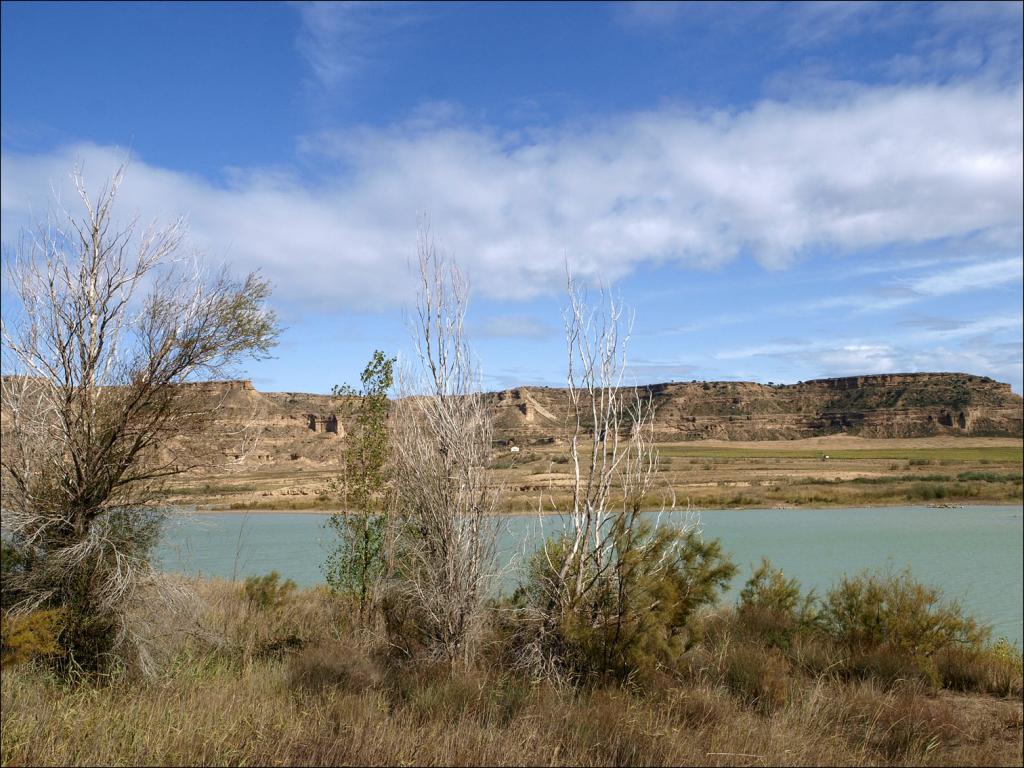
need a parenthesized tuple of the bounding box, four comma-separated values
(155, 505, 1024, 645)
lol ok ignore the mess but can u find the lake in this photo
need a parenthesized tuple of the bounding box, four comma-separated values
(155, 505, 1024, 645)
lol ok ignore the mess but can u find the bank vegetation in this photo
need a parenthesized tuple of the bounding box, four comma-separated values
(1, 170, 1021, 767)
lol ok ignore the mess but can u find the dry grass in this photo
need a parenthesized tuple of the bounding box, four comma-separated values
(175, 437, 1023, 512)
(2, 581, 1021, 767)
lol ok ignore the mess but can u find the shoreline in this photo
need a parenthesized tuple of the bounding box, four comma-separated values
(184, 499, 1024, 516)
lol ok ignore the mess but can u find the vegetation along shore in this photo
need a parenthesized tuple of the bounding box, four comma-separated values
(1, 171, 1021, 768)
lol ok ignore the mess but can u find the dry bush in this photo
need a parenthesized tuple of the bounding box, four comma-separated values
(935, 642, 1024, 698)
(2, 612, 1021, 767)
(660, 684, 735, 730)
(0, 609, 64, 666)
(787, 631, 846, 678)
(402, 670, 487, 726)
(847, 645, 941, 690)
(0, 166, 278, 676)
(844, 683, 965, 761)
(386, 232, 499, 667)
(242, 570, 296, 611)
(2, 581, 1021, 767)
(720, 643, 792, 713)
(187, 578, 336, 664)
(535, 687, 671, 767)
(286, 638, 381, 696)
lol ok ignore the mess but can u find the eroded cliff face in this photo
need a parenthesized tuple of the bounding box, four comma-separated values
(193, 372, 1023, 447)
(7, 373, 1018, 469)
(481, 373, 1022, 444)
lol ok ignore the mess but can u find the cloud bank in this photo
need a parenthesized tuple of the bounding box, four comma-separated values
(2, 81, 1020, 310)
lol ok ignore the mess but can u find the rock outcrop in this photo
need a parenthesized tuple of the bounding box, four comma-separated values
(480, 373, 1021, 444)
(4, 373, 1019, 468)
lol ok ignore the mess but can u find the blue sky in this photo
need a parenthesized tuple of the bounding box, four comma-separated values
(2, 1, 1022, 393)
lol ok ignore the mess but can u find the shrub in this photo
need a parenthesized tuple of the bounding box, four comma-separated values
(788, 631, 844, 677)
(721, 644, 790, 713)
(0, 541, 27, 611)
(956, 471, 1021, 485)
(287, 640, 381, 695)
(737, 559, 817, 649)
(907, 482, 948, 500)
(741, 561, 802, 618)
(821, 569, 987, 659)
(847, 646, 940, 689)
(513, 522, 736, 685)
(243, 571, 296, 611)
(733, 604, 800, 651)
(934, 638, 1023, 697)
(870, 686, 961, 760)
(0, 609, 65, 666)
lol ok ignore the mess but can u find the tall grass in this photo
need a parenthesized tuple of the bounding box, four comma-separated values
(2, 573, 1021, 767)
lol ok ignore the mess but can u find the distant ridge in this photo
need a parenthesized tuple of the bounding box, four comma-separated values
(4, 373, 1020, 467)
(108, 372, 1016, 466)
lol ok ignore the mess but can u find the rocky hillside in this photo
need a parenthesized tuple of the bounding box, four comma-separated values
(5, 374, 1019, 470)
(485, 373, 1022, 444)
(178, 373, 1021, 466)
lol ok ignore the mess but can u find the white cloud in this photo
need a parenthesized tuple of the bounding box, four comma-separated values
(901, 314, 1023, 341)
(296, 1, 420, 93)
(910, 258, 1022, 297)
(817, 344, 898, 375)
(2, 81, 1021, 310)
(711, 330, 1022, 388)
(473, 315, 557, 340)
(715, 340, 816, 361)
(712, 337, 905, 376)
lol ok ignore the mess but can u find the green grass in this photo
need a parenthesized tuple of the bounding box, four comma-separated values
(658, 446, 1023, 462)
(222, 499, 337, 511)
(160, 483, 260, 497)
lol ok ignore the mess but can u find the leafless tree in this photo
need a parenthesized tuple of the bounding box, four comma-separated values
(385, 230, 499, 666)
(545, 276, 662, 605)
(512, 274, 718, 683)
(0, 165, 279, 674)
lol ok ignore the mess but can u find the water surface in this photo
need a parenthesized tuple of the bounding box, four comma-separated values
(155, 505, 1024, 645)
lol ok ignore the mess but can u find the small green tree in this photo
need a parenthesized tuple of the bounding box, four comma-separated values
(736, 558, 817, 649)
(324, 351, 394, 619)
(516, 520, 736, 685)
(821, 568, 987, 657)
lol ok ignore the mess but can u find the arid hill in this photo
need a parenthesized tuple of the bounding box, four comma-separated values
(167, 372, 1023, 468)
(494, 373, 1024, 444)
(8, 372, 1016, 507)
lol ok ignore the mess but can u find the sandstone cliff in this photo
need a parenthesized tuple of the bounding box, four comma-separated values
(191, 372, 1022, 464)
(482, 373, 1022, 444)
(6, 373, 1019, 469)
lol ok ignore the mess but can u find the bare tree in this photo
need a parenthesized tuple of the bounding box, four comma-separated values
(542, 275, 660, 612)
(0, 165, 279, 674)
(515, 274, 733, 683)
(385, 230, 499, 666)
